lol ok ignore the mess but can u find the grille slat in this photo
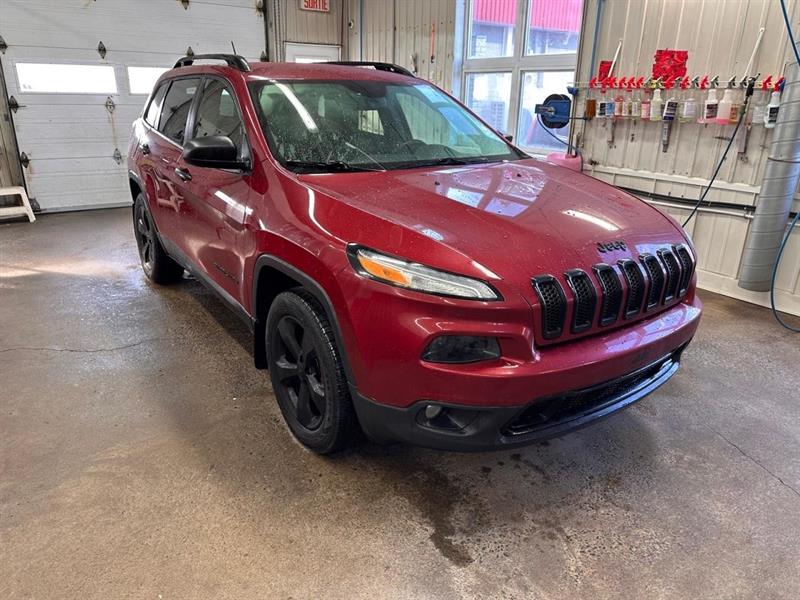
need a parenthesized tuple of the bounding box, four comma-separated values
(658, 248, 682, 303)
(592, 264, 623, 326)
(618, 259, 646, 318)
(531, 275, 567, 340)
(564, 269, 597, 333)
(640, 254, 665, 310)
(674, 244, 695, 297)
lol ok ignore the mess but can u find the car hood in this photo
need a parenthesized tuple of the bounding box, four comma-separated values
(301, 158, 686, 291)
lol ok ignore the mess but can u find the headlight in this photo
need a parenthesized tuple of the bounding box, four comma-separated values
(348, 246, 500, 300)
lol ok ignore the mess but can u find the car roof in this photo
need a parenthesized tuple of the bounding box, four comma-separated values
(165, 61, 419, 84)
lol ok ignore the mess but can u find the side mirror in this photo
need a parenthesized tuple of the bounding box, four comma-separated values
(183, 135, 248, 170)
(504, 134, 514, 142)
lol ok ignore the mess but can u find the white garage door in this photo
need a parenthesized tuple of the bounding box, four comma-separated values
(0, 0, 266, 212)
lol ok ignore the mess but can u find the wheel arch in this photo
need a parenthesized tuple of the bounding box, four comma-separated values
(251, 255, 356, 387)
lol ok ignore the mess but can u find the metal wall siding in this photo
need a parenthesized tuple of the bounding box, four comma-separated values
(282, 0, 343, 46)
(347, 0, 456, 90)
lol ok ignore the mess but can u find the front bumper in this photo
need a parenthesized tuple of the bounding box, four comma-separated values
(351, 341, 688, 451)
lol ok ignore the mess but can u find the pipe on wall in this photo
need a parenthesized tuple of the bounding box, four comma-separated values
(739, 61, 800, 292)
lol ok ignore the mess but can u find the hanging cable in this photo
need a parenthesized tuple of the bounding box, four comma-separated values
(537, 114, 569, 147)
(772, 0, 800, 331)
(682, 99, 749, 227)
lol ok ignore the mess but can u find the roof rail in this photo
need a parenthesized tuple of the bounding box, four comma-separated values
(173, 53, 251, 72)
(324, 61, 414, 77)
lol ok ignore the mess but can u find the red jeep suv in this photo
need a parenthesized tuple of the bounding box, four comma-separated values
(128, 54, 702, 454)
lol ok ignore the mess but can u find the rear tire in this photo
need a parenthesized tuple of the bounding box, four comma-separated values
(266, 290, 360, 454)
(133, 193, 184, 284)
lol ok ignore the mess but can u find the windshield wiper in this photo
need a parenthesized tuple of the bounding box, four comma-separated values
(284, 160, 373, 173)
(415, 156, 494, 167)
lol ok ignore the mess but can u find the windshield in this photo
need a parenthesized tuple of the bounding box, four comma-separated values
(249, 79, 525, 173)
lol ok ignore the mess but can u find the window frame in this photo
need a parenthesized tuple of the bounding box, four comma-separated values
(460, 0, 582, 154)
(186, 75, 252, 169)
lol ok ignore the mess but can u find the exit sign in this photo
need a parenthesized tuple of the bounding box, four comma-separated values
(300, 0, 329, 11)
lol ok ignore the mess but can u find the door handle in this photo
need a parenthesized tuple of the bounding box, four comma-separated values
(140, 143, 150, 155)
(174, 167, 192, 182)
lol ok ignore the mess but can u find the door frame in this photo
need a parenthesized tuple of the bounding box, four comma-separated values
(284, 42, 341, 63)
(0, 57, 28, 203)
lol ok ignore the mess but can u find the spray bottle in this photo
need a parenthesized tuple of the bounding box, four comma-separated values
(679, 76, 698, 123)
(650, 82, 664, 122)
(764, 79, 783, 129)
(728, 78, 743, 125)
(614, 77, 625, 117)
(700, 77, 719, 124)
(641, 83, 652, 121)
(621, 78, 633, 118)
(716, 79, 736, 125)
(752, 76, 772, 124)
(631, 76, 644, 120)
(605, 77, 617, 118)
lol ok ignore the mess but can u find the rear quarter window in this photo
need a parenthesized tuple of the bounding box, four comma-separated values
(158, 78, 200, 144)
(144, 82, 168, 127)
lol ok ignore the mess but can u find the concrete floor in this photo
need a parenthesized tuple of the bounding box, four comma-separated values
(1, 208, 799, 599)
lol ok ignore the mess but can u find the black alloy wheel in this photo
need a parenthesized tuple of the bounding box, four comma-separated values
(266, 290, 360, 453)
(132, 193, 184, 284)
(273, 314, 326, 430)
(134, 200, 155, 275)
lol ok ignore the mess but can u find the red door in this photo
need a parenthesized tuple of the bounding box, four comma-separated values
(169, 76, 253, 305)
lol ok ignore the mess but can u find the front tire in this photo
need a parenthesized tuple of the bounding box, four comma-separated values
(266, 290, 360, 454)
(133, 193, 183, 284)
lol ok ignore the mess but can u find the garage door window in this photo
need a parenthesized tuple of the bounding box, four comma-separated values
(16, 63, 117, 94)
(128, 66, 170, 95)
(158, 78, 200, 144)
(193, 79, 245, 156)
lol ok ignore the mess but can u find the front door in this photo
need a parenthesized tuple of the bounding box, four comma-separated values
(173, 76, 252, 304)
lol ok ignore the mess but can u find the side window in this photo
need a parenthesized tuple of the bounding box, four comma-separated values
(192, 78, 244, 155)
(158, 78, 200, 144)
(144, 82, 168, 127)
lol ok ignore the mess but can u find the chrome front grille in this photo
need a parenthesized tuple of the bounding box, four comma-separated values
(531, 245, 695, 343)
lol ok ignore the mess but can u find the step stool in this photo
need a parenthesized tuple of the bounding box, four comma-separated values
(0, 186, 36, 223)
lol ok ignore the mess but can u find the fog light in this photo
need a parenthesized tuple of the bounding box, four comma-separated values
(424, 404, 443, 419)
(422, 335, 501, 364)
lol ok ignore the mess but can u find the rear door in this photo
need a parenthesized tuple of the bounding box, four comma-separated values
(172, 76, 252, 303)
(145, 77, 201, 249)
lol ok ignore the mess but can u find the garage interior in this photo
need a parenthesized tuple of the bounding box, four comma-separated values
(1, 1, 799, 598)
